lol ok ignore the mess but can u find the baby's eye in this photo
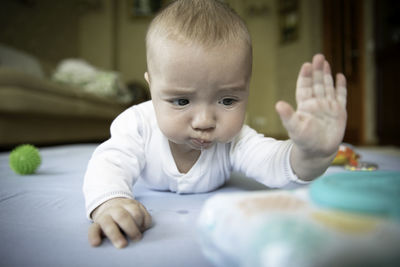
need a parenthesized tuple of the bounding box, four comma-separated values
(219, 98, 237, 106)
(172, 98, 190, 106)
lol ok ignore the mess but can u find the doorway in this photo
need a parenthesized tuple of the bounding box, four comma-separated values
(322, 0, 365, 145)
(374, 0, 400, 146)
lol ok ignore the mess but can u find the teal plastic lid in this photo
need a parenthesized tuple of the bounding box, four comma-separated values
(310, 171, 400, 218)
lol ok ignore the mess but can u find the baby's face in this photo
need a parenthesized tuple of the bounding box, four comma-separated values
(146, 39, 252, 151)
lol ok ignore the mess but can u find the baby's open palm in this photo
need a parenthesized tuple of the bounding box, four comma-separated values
(276, 54, 347, 157)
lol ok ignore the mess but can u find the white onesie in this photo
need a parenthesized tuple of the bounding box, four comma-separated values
(83, 101, 306, 218)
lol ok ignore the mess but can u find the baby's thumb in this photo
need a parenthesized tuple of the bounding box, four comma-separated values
(275, 101, 294, 130)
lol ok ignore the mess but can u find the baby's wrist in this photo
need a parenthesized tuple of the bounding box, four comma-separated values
(290, 145, 337, 181)
(292, 141, 338, 159)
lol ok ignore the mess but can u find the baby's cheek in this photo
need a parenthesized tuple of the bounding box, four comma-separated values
(158, 117, 186, 140)
(219, 114, 245, 142)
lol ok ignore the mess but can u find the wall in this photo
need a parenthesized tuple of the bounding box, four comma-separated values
(363, 0, 378, 145)
(77, 0, 150, 84)
(0, 0, 81, 71)
(78, 0, 114, 69)
(117, 0, 151, 84)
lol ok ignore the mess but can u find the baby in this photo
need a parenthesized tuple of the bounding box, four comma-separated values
(83, 0, 347, 249)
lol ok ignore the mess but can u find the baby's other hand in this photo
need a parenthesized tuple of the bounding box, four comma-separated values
(88, 198, 152, 249)
(275, 54, 347, 157)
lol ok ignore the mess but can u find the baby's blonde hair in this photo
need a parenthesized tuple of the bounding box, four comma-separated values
(146, 0, 252, 65)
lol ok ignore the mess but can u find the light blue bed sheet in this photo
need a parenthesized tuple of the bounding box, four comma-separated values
(0, 144, 399, 267)
(0, 144, 271, 267)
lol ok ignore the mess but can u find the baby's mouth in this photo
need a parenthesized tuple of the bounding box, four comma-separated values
(191, 138, 212, 148)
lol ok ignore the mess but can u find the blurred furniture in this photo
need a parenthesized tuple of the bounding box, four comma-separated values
(0, 44, 134, 149)
(0, 68, 133, 148)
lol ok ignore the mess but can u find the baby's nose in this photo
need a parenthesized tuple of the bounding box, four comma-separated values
(191, 108, 216, 132)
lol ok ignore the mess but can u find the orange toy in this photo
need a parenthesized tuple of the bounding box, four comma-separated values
(332, 144, 359, 167)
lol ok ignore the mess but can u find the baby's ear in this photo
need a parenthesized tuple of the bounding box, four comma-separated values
(144, 72, 151, 86)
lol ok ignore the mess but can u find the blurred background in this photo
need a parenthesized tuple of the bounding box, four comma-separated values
(0, 0, 399, 149)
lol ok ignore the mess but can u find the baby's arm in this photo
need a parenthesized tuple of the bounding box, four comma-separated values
(275, 54, 347, 181)
(88, 198, 152, 249)
(83, 106, 151, 248)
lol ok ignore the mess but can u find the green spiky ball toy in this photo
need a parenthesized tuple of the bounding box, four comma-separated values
(9, 144, 41, 175)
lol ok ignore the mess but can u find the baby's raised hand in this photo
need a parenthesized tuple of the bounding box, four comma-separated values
(275, 54, 347, 158)
(88, 198, 152, 249)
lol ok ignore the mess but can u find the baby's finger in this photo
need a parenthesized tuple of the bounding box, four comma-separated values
(111, 209, 142, 241)
(275, 100, 295, 132)
(88, 222, 102, 247)
(323, 61, 335, 100)
(125, 203, 145, 229)
(296, 63, 313, 103)
(98, 215, 127, 249)
(312, 54, 325, 99)
(138, 203, 153, 230)
(336, 73, 347, 108)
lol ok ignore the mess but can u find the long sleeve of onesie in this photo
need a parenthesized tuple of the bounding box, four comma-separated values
(83, 107, 146, 219)
(230, 125, 308, 187)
